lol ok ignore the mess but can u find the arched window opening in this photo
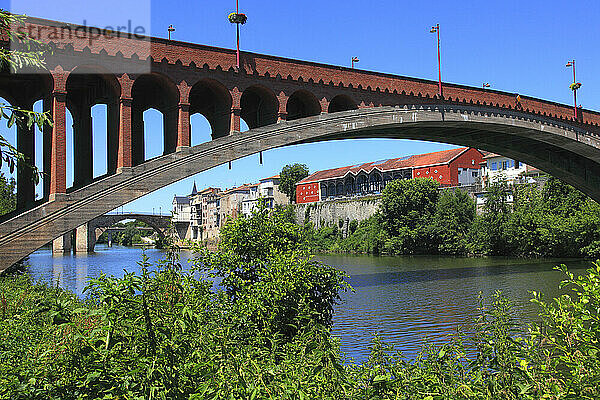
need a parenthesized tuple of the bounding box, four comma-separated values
(328, 184, 336, 198)
(357, 175, 368, 193)
(328, 95, 358, 113)
(240, 85, 278, 129)
(336, 181, 344, 197)
(370, 172, 382, 192)
(65, 108, 75, 189)
(286, 90, 321, 121)
(345, 176, 355, 195)
(190, 113, 212, 146)
(33, 99, 44, 201)
(66, 68, 120, 186)
(189, 79, 232, 140)
(143, 108, 164, 160)
(240, 118, 250, 133)
(131, 73, 179, 165)
(320, 183, 328, 200)
(92, 104, 108, 178)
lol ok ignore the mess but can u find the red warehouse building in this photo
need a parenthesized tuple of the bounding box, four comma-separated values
(296, 147, 484, 204)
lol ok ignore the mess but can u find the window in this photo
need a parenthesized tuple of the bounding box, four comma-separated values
(510, 160, 515, 168)
(472, 171, 478, 177)
(515, 160, 520, 168)
(491, 162, 497, 170)
(502, 161, 508, 170)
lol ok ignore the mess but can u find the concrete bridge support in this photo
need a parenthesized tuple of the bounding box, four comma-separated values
(75, 223, 95, 253)
(52, 232, 72, 254)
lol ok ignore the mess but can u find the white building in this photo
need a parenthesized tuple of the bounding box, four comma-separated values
(481, 153, 531, 187)
(172, 196, 191, 222)
(241, 175, 287, 216)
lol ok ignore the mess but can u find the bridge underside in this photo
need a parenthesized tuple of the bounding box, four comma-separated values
(0, 105, 599, 271)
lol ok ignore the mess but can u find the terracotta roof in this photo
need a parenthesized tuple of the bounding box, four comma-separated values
(298, 147, 472, 184)
(221, 184, 253, 195)
(260, 175, 280, 181)
(482, 152, 502, 159)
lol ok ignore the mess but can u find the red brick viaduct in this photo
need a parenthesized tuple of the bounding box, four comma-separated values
(0, 16, 599, 270)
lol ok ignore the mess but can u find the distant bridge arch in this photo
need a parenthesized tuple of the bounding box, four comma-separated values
(69, 213, 171, 253)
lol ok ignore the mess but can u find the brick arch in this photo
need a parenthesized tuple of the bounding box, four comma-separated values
(189, 78, 232, 139)
(240, 84, 279, 128)
(286, 89, 321, 121)
(328, 94, 358, 113)
(131, 72, 180, 164)
(66, 65, 121, 182)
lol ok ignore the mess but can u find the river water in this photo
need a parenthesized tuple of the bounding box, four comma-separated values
(24, 245, 589, 363)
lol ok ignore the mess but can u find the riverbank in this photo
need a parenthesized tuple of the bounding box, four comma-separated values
(4, 245, 600, 398)
(302, 177, 600, 259)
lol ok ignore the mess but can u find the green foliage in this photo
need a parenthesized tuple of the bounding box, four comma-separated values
(0, 172, 16, 216)
(308, 177, 600, 258)
(196, 203, 347, 337)
(3, 257, 600, 398)
(279, 163, 309, 203)
(307, 179, 476, 256)
(119, 225, 140, 246)
(432, 189, 476, 254)
(0, 11, 53, 179)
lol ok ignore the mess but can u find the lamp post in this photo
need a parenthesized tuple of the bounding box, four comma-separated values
(482, 83, 490, 88)
(566, 60, 581, 119)
(228, 1, 248, 69)
(167, 24, 175, 40)
(429, 24, 442, 97)
(351, 57, 359, 69)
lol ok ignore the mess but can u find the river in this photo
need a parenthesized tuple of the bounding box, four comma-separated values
(24, 245, 589, 363)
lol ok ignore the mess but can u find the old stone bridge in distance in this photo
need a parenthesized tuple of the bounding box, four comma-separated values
(51, 213, 171, 254)
(1, 16, 600, 272)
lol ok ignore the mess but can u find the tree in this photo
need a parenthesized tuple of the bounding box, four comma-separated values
(279, 163, 309, 203)
(432, 189, 476, 254)
(379, 178, 440, 254)
(0, 11, 52, 180)
(468, 181, 511, 255)
(0, 172, 16, 215)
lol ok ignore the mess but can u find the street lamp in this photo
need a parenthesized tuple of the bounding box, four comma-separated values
(351, 57, 359, 69)
(167, 24, 175, 40)
(482, 83, 490, 88)
(429, 24, 442, 97)
(566, 60, 581, 119)
(228, 1, 248, 69)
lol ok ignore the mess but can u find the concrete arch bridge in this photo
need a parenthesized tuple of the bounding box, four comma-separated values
(53, 213, 171, 254)
(0, 17, 599, 271)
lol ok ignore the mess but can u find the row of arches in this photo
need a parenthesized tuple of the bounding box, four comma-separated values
(319, 170, 413, 200)
(0, 65, 362, 211)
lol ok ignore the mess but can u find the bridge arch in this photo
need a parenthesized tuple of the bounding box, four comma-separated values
(2, 105, 600, 270)
(66, 65, 121, 185)
(85, 213, 170, 252)
(189, 78, 232, 139)
(131, 72, 180, 164)
(240, 85, 279, 128)
(0, 71, 53, 209)
(328, 94, 358, 113)
(286, 90, 321, 121)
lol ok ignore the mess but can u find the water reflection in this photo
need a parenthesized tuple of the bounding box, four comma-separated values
(25, 247, 588, 363)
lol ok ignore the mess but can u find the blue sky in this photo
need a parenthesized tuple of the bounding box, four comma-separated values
(1, 0, 599, 212)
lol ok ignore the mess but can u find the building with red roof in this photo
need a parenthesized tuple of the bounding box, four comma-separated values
(296, 147, 484, 204)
